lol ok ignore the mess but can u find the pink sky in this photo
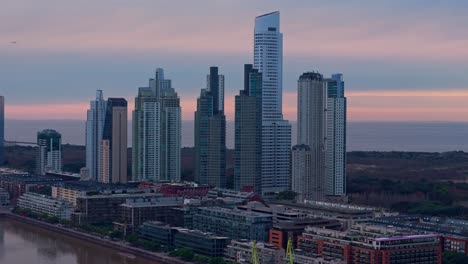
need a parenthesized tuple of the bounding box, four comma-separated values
(6, 89, 468, 122)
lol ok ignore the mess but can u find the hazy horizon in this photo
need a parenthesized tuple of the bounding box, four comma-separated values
(6, 119, 468, 152)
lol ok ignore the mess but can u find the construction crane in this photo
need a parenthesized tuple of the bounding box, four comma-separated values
(286, 237, 294, 264)
(251, 240, 259, 264)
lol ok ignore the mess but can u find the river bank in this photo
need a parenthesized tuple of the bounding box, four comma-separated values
(0, 211, 190, 264)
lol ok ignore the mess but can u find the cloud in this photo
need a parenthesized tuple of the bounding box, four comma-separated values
(5, 89, 468, 122)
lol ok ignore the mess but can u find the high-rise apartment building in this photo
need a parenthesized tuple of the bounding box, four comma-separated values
(85, 90, 107, 181)
(194, 67, 226, 188)
(295, 72, 327, 201)
(254, 12, 291, 197)
(133, 87, 160, 181)
(36, 129, 62, 175)
(0, 96, 4, 166)
(132, 68, 181, 182)
(234, 64, 262, 193)
(291, 144, 312, 202)
(326, 74, 347, 196)
(99, 98, 127, 184)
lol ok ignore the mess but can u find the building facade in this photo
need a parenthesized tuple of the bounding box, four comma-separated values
(234, 64, 262, 193)
(0, 96, 4, 166)
(298, 225, 442, 264)
(193, 207, 272, 242)
(291, 144, 312, 201)
(139, 221, 230, 257)
(254, 12, 291, 197)
(35, 129, 62, 175)
(194, 67, 226, 188)
(225, 240, 285, 264)
(85, 90, 107, 181)
(326, 74, 347, 196)
(132, 68, 181, 182)
(99, 98, 127, 184)
(296, 72, 327, 201)
(18, 192, 73, 220)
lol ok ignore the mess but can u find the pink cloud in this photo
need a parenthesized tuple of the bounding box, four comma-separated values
(6, 89, 468, 122)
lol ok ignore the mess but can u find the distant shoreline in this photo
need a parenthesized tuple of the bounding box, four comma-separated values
(5, 119, 468, 152)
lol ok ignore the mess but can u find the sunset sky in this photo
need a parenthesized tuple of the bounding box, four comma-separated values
(1, 0, 468, 122)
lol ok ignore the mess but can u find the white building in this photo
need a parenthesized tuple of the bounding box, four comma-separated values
(18, 192, 73, 220)
(133, 68, 181, 182)
(85, 90, 107, 181)
(326, 74, 347, 196)
(296, 72, 327, 201)
(254, 11, 291, 197)
(254, 11, 283, 120)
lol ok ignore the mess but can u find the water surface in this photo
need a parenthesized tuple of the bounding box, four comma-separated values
(0, 220, 159, 264)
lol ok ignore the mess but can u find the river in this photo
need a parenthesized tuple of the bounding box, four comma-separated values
(0, 220, 160, 264)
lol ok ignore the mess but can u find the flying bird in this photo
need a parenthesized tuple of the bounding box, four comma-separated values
(11, 41, 16, 44)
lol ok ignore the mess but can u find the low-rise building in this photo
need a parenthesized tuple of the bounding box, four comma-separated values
(298, 224, 442, 264)
(0, 187, 10, 206)
(371, 215, 468, 255)
(118, 197, 185, 229)
(225, 240, 285, 264)
(193, 207, 272, 242)
(207, 187, 263, 204)
(269, 218, 341, 249)
(238, 201, 309, 223)
(138, 221, 230, 257)
(0, 174, 63, 202)
(174, 229, 230, 257)
(52, 181, 139, 206)
(271, 201, 376, 228)
(72, 192, 161, 225)
(139, 221, 177, 246)
(293, 250, 345, 264)
(17, 192, 73, 220)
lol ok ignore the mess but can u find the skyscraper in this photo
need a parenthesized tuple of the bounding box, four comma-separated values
(133, 87, 160, 181)
(132, 68, 181, 182)
(0, 96, 4, 166)
(159, 72, 181, 182)
(234, 65, 262, 193)
(35, 129, 62, 175)
(295, 72, 327, 201)
(326, 74, 347, 196)
(254, 11, 291, 197)
(194, 67, 226, 188)
(85, 90, 107, 181)
(100, 98, 127, 184)
(254, 11, 283, 120)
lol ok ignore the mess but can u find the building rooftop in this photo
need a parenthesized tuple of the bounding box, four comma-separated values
(198, 206, 272, 218)
(273, 200, 376, 215)
(370, 215, 468, 238)
(120, 197, 185, 208)
(0, 173, 63, 183)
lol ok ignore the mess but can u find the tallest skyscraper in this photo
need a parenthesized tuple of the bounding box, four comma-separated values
(254, 11, 291, 198)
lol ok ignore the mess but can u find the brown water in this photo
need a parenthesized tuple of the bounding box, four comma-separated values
(0, 220, 160, 264)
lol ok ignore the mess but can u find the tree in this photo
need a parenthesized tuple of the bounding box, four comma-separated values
(209, 257, 227, 264)
(174, 247, 194, 261)
(194, 255, 210, 263)
(443, 251, 468, 264)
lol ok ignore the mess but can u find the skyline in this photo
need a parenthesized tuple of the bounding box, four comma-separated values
(1, 1, 468, 122)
